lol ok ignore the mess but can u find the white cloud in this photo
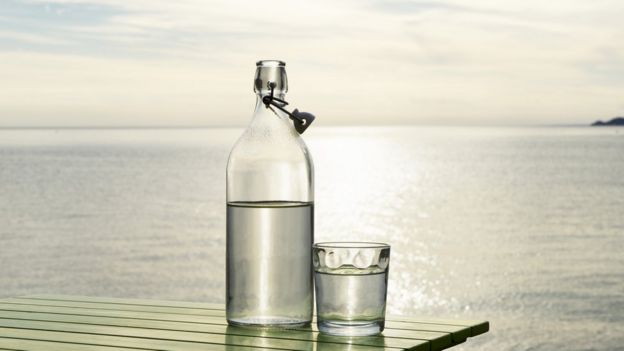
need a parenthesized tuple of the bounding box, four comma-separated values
(1, 0, 623, 126)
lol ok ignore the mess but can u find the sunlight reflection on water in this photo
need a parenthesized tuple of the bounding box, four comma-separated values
(1, 126, 623, 350)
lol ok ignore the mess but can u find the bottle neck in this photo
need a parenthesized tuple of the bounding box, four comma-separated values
(251, 60, 292, 126)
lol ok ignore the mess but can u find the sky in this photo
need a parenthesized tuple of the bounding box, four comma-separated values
(0, 0, 623, 127)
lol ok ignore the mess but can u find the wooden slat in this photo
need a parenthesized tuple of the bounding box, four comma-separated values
(0, 328, 233, 351)
(0, 299, 450, 350)
(24, 295, 224, 311)
(0, 299, 454, 349)
(21, 295, 477, 337)
(383, 316, 489, 337)
(21, 294, 480, 336)
(0, 304, 453, 350)
(0, 337, 148, 351)
(0, 304, 434, 348)
(6, 297, 469, 343)
(4, 299, 221, 317)
(0, 311, 425, 351)
(0, 319, 405, 351)
(0, 295, 489, 351)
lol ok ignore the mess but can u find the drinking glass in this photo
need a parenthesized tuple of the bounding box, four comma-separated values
(313, 242, 390, 336)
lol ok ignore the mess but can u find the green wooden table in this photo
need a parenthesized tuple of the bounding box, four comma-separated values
(0, 295, 488, 350)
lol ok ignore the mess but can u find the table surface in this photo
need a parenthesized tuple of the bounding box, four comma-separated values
(0, 295, 488, 351)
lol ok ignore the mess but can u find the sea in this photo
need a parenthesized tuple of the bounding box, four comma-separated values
(0, 126, 623, 350)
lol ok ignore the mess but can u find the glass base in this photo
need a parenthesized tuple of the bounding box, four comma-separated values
(227, 317, 310, 329)
(318, 320, 384, 336)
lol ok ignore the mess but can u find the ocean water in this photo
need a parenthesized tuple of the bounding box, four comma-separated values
(0, 126, 623, 350)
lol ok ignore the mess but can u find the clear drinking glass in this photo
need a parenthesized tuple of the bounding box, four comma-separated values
(313, 242, 391, 336)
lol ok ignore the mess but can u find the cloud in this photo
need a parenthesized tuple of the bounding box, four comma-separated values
(0, 0, 623, 126)
(370, 0, 506, 17)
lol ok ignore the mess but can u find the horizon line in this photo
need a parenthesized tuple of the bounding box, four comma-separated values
(0, 123, 593, 130)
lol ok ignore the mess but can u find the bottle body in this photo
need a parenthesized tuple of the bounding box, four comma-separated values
(226, 201, 313, 326)
(226, 61, 314, 327)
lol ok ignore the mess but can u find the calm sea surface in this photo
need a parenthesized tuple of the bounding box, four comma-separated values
(1, 126, 623, 350)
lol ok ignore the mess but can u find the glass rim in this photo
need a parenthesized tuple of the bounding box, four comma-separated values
(313, 241, 390, 249)
(256, 60, 286, 67)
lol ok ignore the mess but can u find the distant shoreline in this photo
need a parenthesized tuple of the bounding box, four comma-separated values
(591, 117, 624, 126)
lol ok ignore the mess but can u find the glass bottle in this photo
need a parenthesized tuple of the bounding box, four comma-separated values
(226, 60, 314, 327)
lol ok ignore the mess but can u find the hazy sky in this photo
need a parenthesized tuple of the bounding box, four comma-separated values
(1, 0, 623, 126)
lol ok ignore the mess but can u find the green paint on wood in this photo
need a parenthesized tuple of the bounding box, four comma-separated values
(0, 295, 488, 351)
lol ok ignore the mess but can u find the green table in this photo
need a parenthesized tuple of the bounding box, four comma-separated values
(0, 295, 488, 350)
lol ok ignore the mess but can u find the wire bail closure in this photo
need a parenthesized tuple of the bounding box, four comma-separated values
(262, 82, 316, 134)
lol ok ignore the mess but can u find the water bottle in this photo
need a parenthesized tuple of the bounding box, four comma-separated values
(226, 60, 315, 327)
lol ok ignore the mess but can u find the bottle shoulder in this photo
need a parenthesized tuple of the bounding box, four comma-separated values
(227, 119, 313, 167)
(226, 118, 314, 202)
